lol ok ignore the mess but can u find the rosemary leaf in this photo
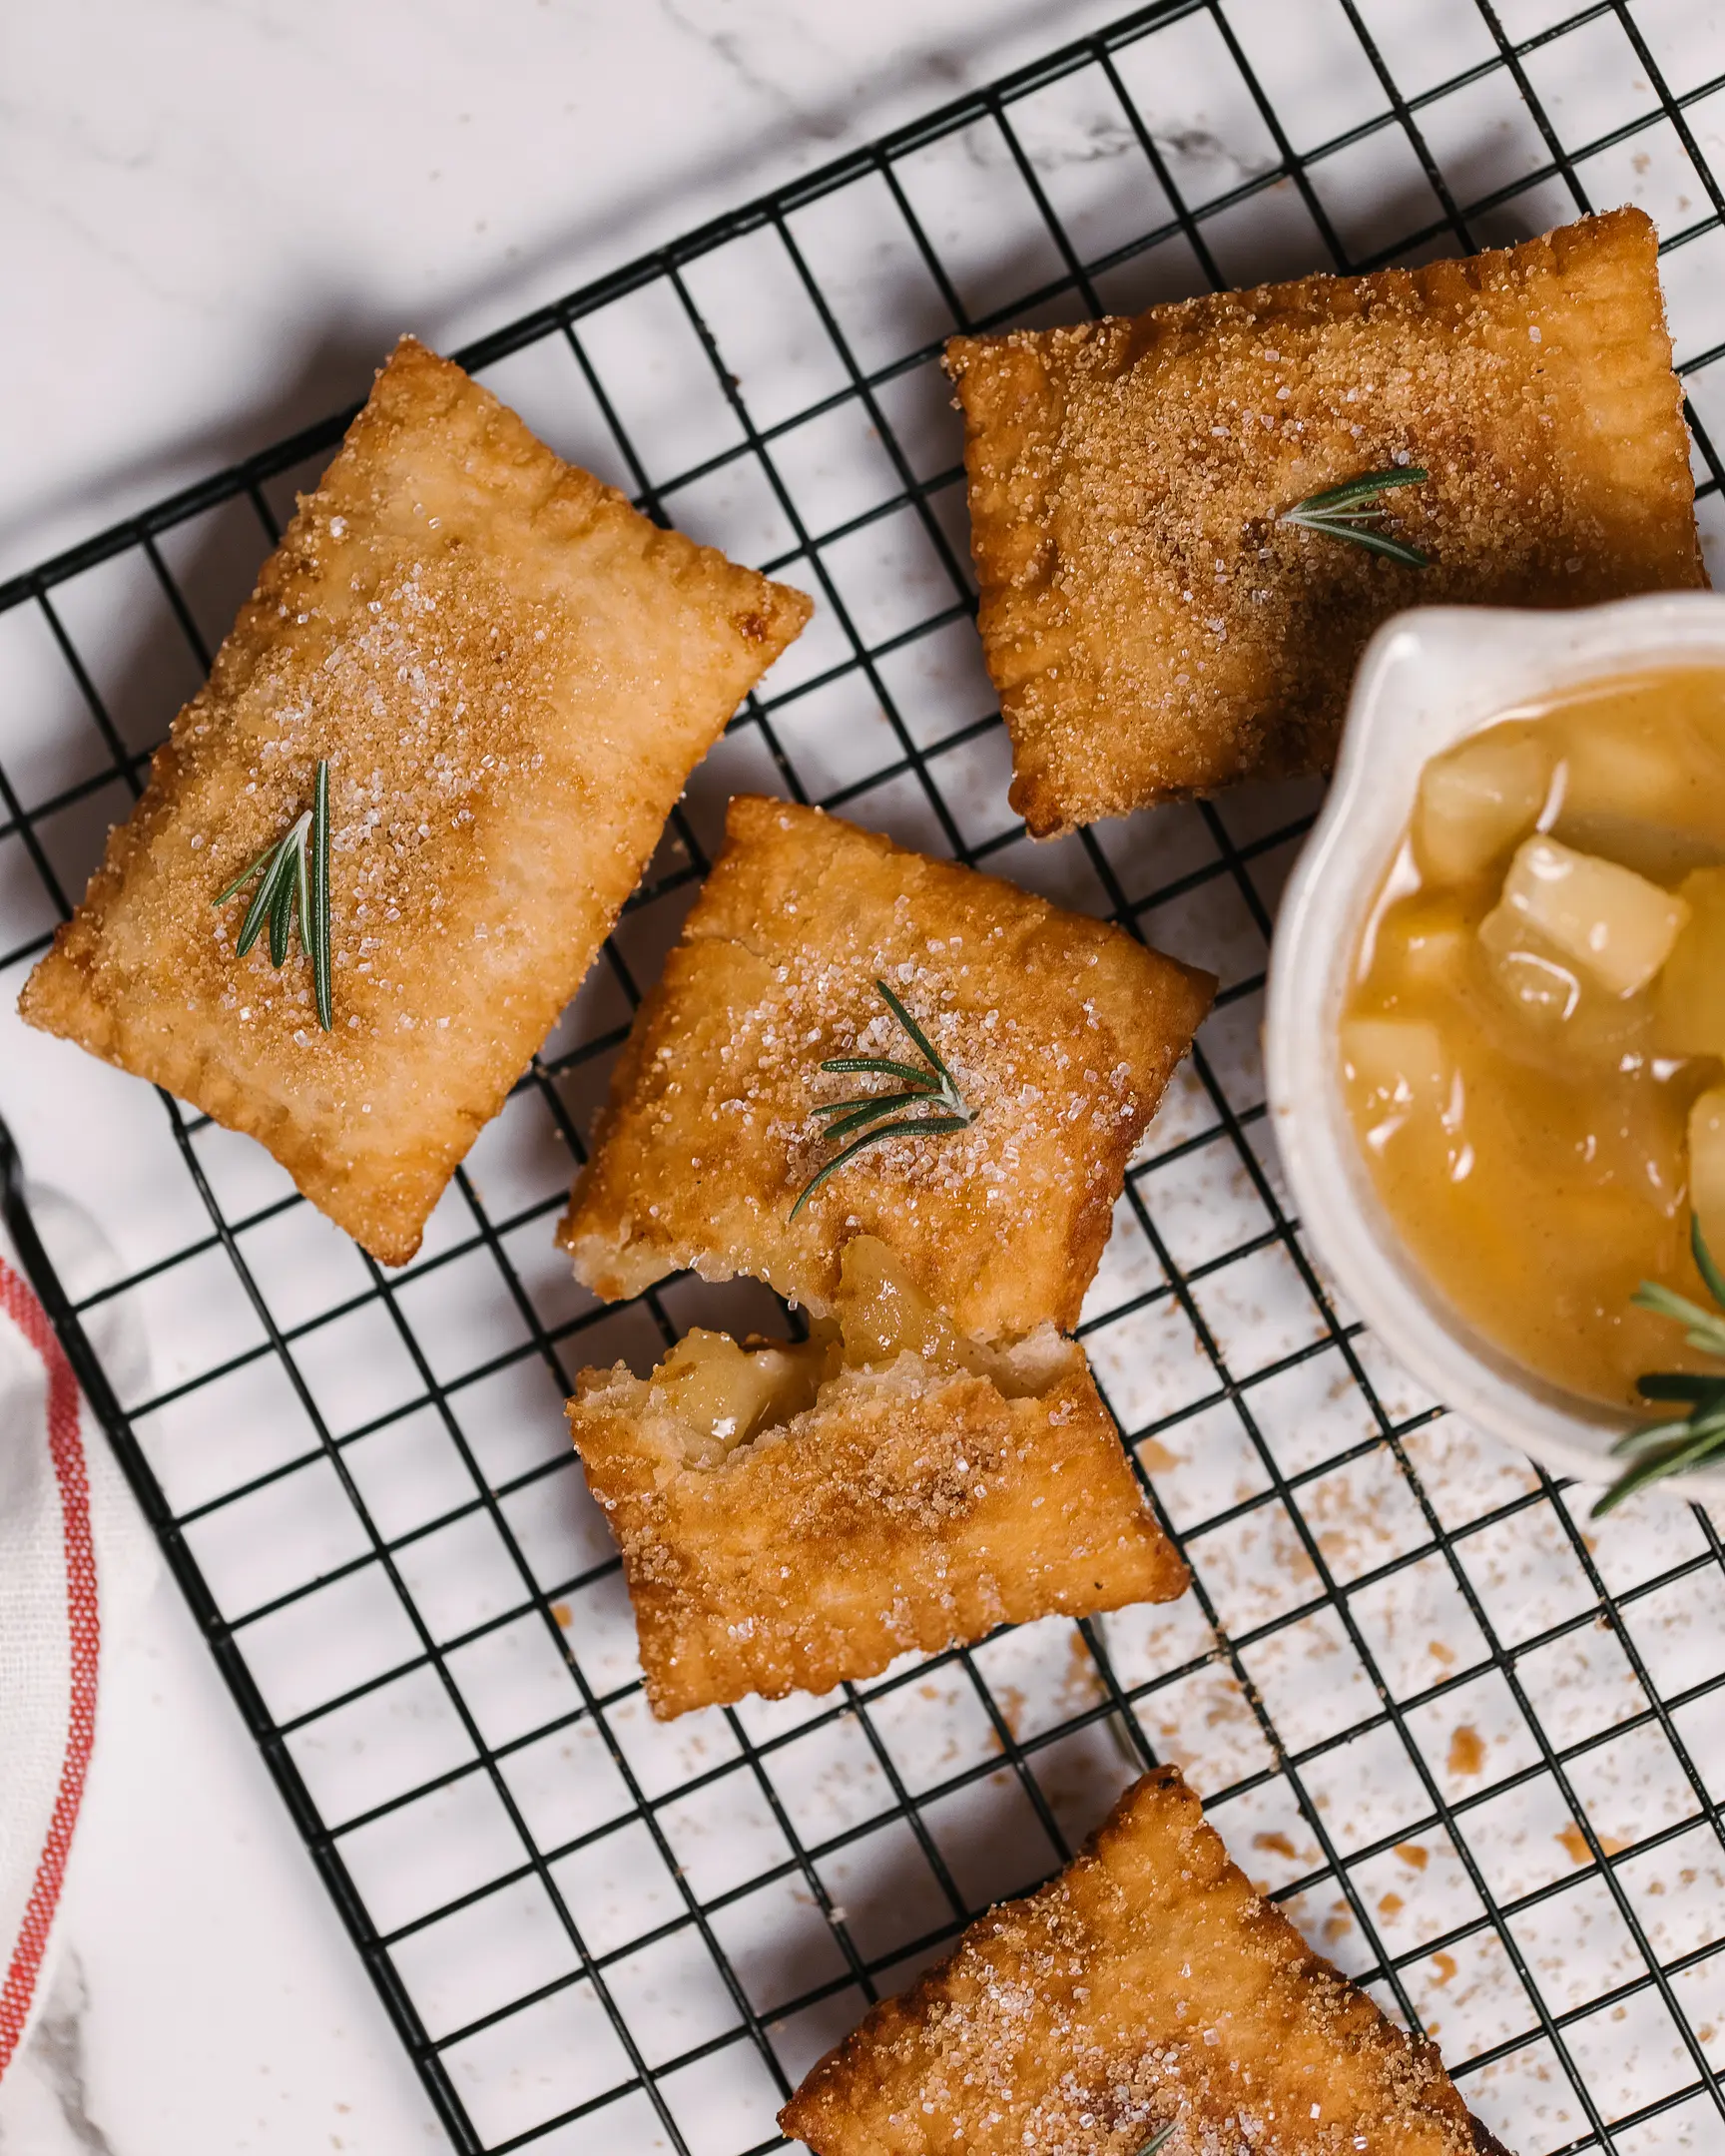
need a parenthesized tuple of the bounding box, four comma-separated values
(1595, 1220, 1725, 1515)
(1280, 465, 1430, 568)
(820, 1094, 943, 1142)
(1636, 1371, 1725, 1406)
(293, 820, 313, 970)
(1693, 1213, 1725, 1310)
(790, 978, 974, 1218)
(1632, 1279, 1721, 1330)
(235, 832, 293, 959)
(814, 1085, 941, 1115)
(1610, 1403, 1725, 1458)
(874, 976, 958, 1086)
(267, 847, 296, 967)
(1289, 465, 1429, 514)
(820, 1055, 942, 1086)
(1306, 523, 1429, 570)
(1133, 2126, 1177, 2156)
(310, 757, 332, 1030)
(790, 1114, 970, 1219)
(1631, 1279, 1725, 1361)
(1594, 1416, 1725, 1517)
(215, 837, 283, 907)
(215, 763, 334, 1032)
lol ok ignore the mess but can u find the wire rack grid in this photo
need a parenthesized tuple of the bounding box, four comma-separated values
(4, 1, 1725, 2151)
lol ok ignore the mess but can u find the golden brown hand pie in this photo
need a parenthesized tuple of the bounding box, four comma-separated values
(19, 336, 811, 1265)
(560, 796, 1215, 1340)
(948, 207, 1704, 834)
(567, 1237, 1186, 1718)
(782, 1765, 1499, 2156)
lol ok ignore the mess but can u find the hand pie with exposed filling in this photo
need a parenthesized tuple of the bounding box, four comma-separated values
(559, 795, 1215, 1340)
(19, 336, 812, 1265)
(566, 1236, 1186, 1717)
(947, 207, 1703, 834)
(781, 1764, 1509, 2156)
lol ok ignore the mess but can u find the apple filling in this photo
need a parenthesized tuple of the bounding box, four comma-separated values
(650, 1235, 1059, 1466)
(1343, 666, 1725, 1406)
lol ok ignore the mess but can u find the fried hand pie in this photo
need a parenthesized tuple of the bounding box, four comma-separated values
(566, 1236, 1185, 1718)
(19, 336, 811, 1264)
(782, 1765, 1500, 2156)
(560, 796, 1214, 1340)
(947, 207, 1704, 833)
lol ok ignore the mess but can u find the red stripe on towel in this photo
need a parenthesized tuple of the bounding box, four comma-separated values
(0, 1259, 98, 2078)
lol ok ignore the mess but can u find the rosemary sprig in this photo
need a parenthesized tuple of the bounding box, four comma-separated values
(214, 758, 333, 1030)
(1279, 465, 1430, 568)
(789, 978, 973, 1219)
(1594, 1218, 1725, 1517)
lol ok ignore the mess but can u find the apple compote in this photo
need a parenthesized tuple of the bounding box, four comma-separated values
(647, 1236, 1058, 1468)
(1342, 668, 1725, 1405)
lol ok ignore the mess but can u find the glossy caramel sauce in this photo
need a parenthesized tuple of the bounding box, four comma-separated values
(1342, 667, 1725, 1406)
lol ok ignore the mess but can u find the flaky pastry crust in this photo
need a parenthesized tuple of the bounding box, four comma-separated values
(559, 796, 1214, 1338)
(782, 1766, 1501, 2156)
(20, 337, 811, 1264)
(948, 208, 1704, 833)
(568, 1343, 1185, 1719)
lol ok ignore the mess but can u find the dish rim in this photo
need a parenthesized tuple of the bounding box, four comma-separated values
(1265, 589, 1725, 1498)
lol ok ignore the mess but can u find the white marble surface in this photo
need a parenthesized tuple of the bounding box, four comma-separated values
(1, 0, 1139, 585)
(0, 6, 1142, 2150)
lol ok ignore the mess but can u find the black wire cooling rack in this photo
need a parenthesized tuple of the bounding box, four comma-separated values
(6, 2, 1725, 2150)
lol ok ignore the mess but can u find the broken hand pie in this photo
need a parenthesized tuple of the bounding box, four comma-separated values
(562, 797, 1213, 1716)
(567, 1234, 1187, 1717)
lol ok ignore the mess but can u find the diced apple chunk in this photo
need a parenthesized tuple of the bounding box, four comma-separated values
(1655, 867, 1725, 1057)
(1402, 925, 1467, 987)
(835, 1234, 981, 1376)
(1416, 730, 1551, 885)
(1481, 940, 1581, 1023)
(1560, 720, 1690, 823)
(1391, 895, 1470, 987)
(1689, 1087, 1725, 1255)
(1553, 808, 1725, 886)
(1340, 1017, 1447, 1102)
(655, 1329, 832, 1460)
(1486, 836, 1690, 997)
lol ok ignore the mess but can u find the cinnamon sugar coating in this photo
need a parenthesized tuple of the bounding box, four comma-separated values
(568, 1341, 1185, 1720)
(558, 796, 1215, 1339)
(19, 337, 811, 1265)
(782, 1766, 1494, 2156)
(948, 208, 1704, 834)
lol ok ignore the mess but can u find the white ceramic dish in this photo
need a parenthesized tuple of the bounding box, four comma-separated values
(1266, 591, 1725, 1496)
